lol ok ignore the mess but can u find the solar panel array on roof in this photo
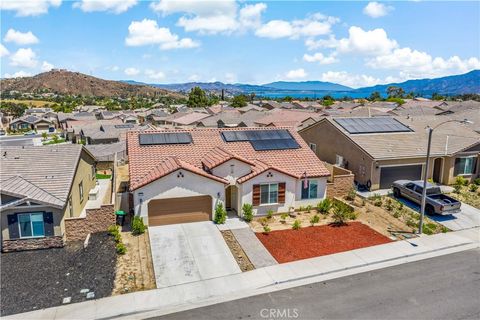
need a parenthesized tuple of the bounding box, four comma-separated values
(334, 117, 413, 134)
(139, 132, 192, 145)
(114, 124, 135, 129)
(221, 129, 300, 151)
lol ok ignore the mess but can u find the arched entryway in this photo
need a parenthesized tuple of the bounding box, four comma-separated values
(225, 185, 239, 213)
(432, 158, 443, 183)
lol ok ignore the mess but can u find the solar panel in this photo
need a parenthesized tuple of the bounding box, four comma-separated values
(139, 132, 192, 145)
(334, 117, 413, 134)
(221, 129, 300, 151)
(114, 124, 134, 129)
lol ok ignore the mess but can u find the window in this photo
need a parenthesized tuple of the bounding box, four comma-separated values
(79, 181, 84, 202)
(454, 157, 477, 176)
(18, 213, 44, 238)
(309, 143, 317, 153)
(260, 183, 278, 204)
(301, 180, 318, 199)
(230, 164, 235, 175)
(335, 154, 344, 166)
(68, 196, 74, 217)
(91, 164, 96, 180)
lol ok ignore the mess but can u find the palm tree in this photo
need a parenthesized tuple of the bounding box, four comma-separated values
(41, 132, 48, 141)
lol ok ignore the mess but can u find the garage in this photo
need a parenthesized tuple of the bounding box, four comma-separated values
(379, 165, 423, 189)
(147, 195, 212, 226)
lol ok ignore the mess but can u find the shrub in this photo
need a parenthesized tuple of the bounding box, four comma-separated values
(331, 200, 354, 225)
(317, 198, 332, 214)
(374, 199, 383, 207)
(345, 188, 356, 201)
(469, 184, 478, 192)
(108, 224, 119, 236)
(298, 206, 305, 212)
(266, 210, 273, 219)
(441, 226, 449, 233)
(453, 184, 462, 194)
(280, 213, 288, 222)
(242, 203, 254, 222)
(214, 203, 227, 224)
(292, 220, 301, 230)
(263, 225, 271, 234)
(455, 176, 468, 186)
(393, 210, 400, 219)
(398, 202, 404, 210)
(259, 217, 269, 226)
(114, 232, 122, 243)
(385, 198, 393, 211)
(116, 243, 127, 255)
(310, 214, 320, 226)
(422, 224, 434, 235)
(406, 218, 417, 228)
(474, 178, 480, 186)
(305, 205, 313, 212)
(131, 216, 146, 235)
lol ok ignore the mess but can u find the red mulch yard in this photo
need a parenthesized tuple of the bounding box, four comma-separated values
(255, 222, 393, 263)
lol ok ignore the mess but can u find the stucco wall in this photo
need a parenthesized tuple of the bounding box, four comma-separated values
(299, 121, 373, 186)
(211, 159, 252, 184)
(133, 169, 226, 223)
(67, 150, 97, 218)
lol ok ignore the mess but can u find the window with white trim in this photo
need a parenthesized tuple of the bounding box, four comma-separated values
(309, 143, 317, 153)
(335, 154, 344, 166)
(301, 180, 318, 199)
(260, 183, 278, 204)
(68, 196, 74, 217)
(454, 156, 477, 176)
(18, 212, 45, 238)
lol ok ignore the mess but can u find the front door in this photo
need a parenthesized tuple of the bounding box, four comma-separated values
(225, 186, 232, 209)
(433, 158, 443, 183)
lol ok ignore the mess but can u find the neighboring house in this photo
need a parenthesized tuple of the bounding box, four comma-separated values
(0, 145, 97, 252)
(127, 127, 330, 226)
(165, 112, 211, 127)
(145, 109, 170, 125)
(237, 104, 266, 113)
(292, 101, 324, 112)
(254, 109, 323, 130)
(79, 123, 139, 145)
(9, 115, 54, 132)
(299, 116, 480, 190)
(196, 110, 266, 128)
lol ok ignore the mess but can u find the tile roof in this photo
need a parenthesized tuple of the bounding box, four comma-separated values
(254, 109, 322, 127)
(171, 112, 211, 125)
(127, 127, 330, 190)
(0, 144, 91, 206)
(1, 176, 64, 208)
(202, 146, 255, 169)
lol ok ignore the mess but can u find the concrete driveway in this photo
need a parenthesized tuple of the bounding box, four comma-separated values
(395, 196, 480, 231)
(148, 222, 241, 288)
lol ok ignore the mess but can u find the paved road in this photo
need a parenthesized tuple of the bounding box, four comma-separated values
(0, 135, 39, 146)
(156, 249, 480, 320)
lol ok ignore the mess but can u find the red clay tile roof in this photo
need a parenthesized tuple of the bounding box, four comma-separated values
(128, 127, 330, 190)
(201, 146, 255, 169)
(237, 159, 299, 183)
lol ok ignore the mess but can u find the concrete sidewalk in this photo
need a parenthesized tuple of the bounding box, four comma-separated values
(5, 228, 479, 320)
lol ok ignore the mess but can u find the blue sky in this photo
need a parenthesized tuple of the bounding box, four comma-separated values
(1, 1, 479, 88)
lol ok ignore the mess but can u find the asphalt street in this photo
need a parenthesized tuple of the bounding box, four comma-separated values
(0, 135, 39, 146)
(156, 249, 480, 320)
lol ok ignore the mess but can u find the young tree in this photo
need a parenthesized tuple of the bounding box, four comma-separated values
(187, 86, 209, 108)
(368, 91, 381, 101)
(387, 86, 405, 98)
(41, 132, 48, 141)
(231, 95, 248, 108)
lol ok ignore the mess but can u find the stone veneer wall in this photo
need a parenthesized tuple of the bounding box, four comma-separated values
(2, 236, 64, 252)
(326, 171, 355, 199)
(65, 204, 115, 242)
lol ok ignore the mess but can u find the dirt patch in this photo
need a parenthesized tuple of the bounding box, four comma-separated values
(256, 222, 392, 263)
(1, 233, 116, 316)
(115, 164, 129, 193)
(112, 229, 156, 295)
(221, 230, 255, 272)
(450, 185, 480, 209)
(249, 210, 330, 233)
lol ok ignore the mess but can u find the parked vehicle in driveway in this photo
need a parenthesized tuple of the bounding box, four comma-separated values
(23, 130, 36, 136)
(392, 180, 461, 215)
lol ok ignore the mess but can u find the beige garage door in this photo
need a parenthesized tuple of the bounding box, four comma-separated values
(147, 195, 212, 226)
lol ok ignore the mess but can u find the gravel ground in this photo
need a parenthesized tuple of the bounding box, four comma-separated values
(221, 230, 255, 272)
(1, 232, 117, 316)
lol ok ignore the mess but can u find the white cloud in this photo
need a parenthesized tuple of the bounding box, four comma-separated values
(256, 13, 338, 39)
(303, 52, 337, 65)
(3, 70, 33, 78)
(124, 67, 140, 76)
(238, 3, 267, 31)
(285, 68, 307, 79)
(41, 61, 54, 72)
(367, 47, 480, 78)
(106, 65, 120, 72)
(145, 69, 165, 80)
(125, 19, 200, 50)
(188, 74, 200, 81)
(73, 0, 137, 14)
(0, 44, 9, 57)
(0, 0, 61, 17)
(224, 72, 237, 83)
(320, 71, 382, 88)
(338, 26, 398, 55)
(4, 29, 39, 45)
(363, 2, 393, 18)
(9, 48, 38, 68)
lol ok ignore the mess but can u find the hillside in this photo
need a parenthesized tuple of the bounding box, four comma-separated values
(262, 81, 352, 91)
(354, 70, 480, 96)
(1, 70, 183, 98)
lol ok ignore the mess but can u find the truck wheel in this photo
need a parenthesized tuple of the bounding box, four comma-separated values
(393, 188, 400, 198)
(425, 205, 435, 216)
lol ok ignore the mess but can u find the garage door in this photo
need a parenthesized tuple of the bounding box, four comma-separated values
(379, 165, 422, 189)
(147, 195, 212, 226)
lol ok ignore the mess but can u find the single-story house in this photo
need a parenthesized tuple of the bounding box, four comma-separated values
(1, 145, 97, 252)
(9, 115, 54, 132)
(299, 116, 480, 190)
(254, 109, 323, 130)
(127, 127, 330, 226)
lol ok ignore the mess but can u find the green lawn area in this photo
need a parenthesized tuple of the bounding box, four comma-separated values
(96, 173, 112, 179)
(42, 138, 66, 145)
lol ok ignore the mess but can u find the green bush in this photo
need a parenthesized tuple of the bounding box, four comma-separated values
(266, 210, 273, 219)
(259, 217, 268, 226)
(398, 202, 404, 210)
(305, 205, 313, 212)
(214, 203, 227, 224)
(453, 185, 462, 194)
(116, 243, 127, 255)
(298, 206, 305, 212)
(131, 216, 146, 235)
(242, 203, 254, 222)
(385, 198, 393, 211)
(474, 178, 480, 186)
(310, 214, 320, 226)
(422, 224, 434, 235)
(441, 226, 449, 233)
(280, 213, 288, 222)
(345, 188, 356, 201)
(108, 224, 119, 236)
(455, 176, 468, 186)
(374, 199, 383, 207)
(114, 232, 122, 243)
(331, 200, 354, 225)
(406, 218, 417, 228)
(263, 225, 271, 234)
(317, 198, 332, 214)
(469, 184, 478, 192)
(292, 220, 301, 230)
(393, 210, 400, 218)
